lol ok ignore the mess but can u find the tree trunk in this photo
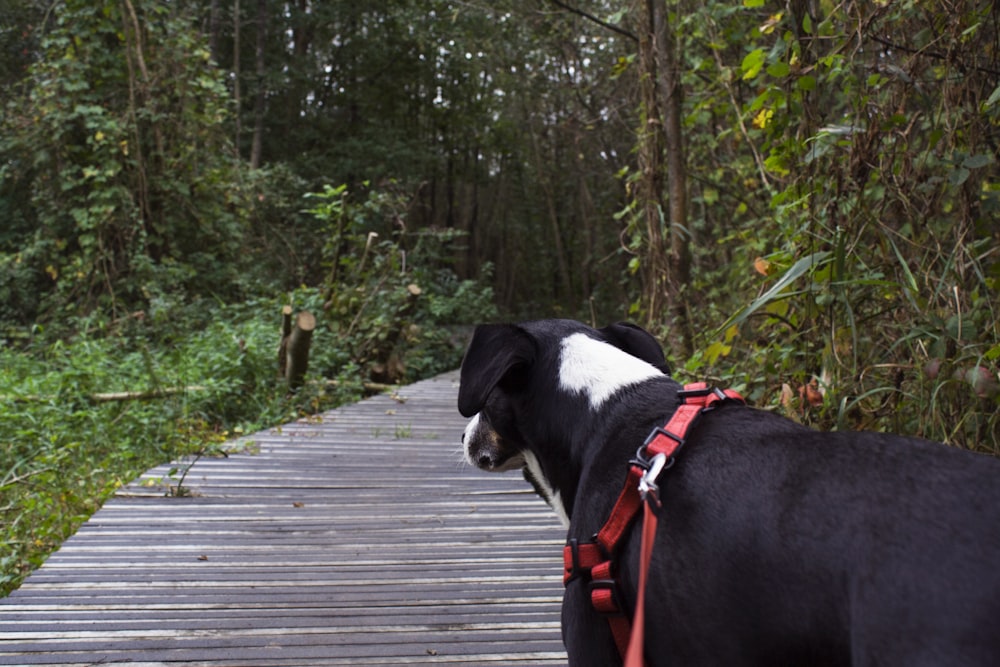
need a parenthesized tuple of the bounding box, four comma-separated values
(233, 0, 241, 157)
(635, 0, 693, 358)
(653, 0, 693, 358)
(635, 0, 668, 322)
(208, 0, 220, 62)
(527, 118, 573, 302)
(285, 311, 316, 391)
(250, 0, 266, 169)
(277, 304, 293, 378)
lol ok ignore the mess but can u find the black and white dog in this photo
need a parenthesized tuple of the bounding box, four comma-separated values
(458, 319, 1000, 666)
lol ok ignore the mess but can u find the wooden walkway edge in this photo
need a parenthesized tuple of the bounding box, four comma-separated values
(0, 371, 568, 666)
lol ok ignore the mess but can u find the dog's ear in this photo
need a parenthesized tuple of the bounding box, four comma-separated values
(458, 324, 535, 417)
(598, 322, 670, 374)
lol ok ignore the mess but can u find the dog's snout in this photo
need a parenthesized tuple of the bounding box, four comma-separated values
(463, 412, 524, 473)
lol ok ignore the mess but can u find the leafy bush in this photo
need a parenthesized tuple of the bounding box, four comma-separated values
(0, 0, 246, 326)
(652, 1, 1000, 453)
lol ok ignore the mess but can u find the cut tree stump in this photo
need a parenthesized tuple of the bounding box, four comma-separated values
(284, 310, 316, 391)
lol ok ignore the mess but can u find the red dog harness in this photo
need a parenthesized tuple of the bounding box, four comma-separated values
(562, 383, 744, 666)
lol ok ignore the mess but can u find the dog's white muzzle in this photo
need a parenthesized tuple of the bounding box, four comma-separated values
(462, 413, 525, 472)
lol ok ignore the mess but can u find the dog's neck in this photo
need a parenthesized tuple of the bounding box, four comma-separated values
(525, 334, 676, 526)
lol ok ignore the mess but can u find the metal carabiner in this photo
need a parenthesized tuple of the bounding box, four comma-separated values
(637, 451, 668, 508)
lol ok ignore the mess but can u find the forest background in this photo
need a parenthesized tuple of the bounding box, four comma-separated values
(1, 0, 998, 595)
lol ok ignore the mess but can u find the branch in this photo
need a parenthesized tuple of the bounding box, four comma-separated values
(1, 467, 53, 490)
(868, 34, 1000, 77)
(547, 0, 637, 42)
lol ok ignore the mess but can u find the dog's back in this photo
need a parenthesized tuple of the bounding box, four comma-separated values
(628, 406, 1000, 666)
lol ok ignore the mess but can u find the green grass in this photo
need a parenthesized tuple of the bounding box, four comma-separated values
(0, 296, 464, 596)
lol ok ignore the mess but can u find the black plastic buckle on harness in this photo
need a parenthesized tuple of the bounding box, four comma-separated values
(676, 384, 731, 403)
(630, 426, 684, 473)
(630, 420, 693, 516)
(565, 537, 609, 586)
(565, 537, 583, 584)
(588, 577, 629, 618)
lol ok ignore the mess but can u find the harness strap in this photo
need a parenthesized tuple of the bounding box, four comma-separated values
(562, 382, 744, 666)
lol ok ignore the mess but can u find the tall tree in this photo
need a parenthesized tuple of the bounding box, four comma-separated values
(623, 0, 692, 355)
(250, 0, 266, 168)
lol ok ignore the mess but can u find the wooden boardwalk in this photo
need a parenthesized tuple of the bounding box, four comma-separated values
(0, 371, 568, 666)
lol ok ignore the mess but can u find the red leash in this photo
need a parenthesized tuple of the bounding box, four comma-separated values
(563, 383, 744, 666)
(624, 497, 659, 667)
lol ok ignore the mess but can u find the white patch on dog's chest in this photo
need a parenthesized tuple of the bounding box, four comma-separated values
(558, 333, 661, 409)
(524, 450, 569, 527)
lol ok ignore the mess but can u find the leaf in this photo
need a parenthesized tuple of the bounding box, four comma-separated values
(611, 54, 635, 80)
(886, 234, 919, 296)
(800, 379, 824, 407)
(743, 0, 765, 6)
(752, 108, 774, 129)
(780, 383, 796, 413)
(741, 49, 766, 81)
(607, 9, 627, 23)
(767, 61, 790, 78)
(802, 13, 813, 34)
(986, 84, 1000, 108)
(948, 167, 970, 186)
(759, 13, 784, 35)
(962, 154, 993, 169)
(717, 251, 832, 333)
(705, 340, 732, 365)
(753, 257, 772, 275)
(763, 153, 790, 176)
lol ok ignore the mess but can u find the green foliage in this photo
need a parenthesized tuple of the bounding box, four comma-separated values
(303, 182, 497, 383)
(0, 0, 246, 324)
(668, 0, 999, 451)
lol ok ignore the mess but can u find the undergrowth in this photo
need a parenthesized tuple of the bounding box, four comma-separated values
(0, 182, 496, 597)
(0, 306, 328, 595)
(0, 295, 483, 596)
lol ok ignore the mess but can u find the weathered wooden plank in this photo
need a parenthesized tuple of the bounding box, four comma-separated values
(0, 371, 569, 666)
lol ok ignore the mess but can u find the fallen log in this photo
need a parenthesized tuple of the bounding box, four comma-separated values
(314, 379, 395, 393)
(89, 386, 209, 403)
(2, 386, 209, 404)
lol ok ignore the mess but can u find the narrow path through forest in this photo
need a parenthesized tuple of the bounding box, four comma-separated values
(0, 371, 567, 666)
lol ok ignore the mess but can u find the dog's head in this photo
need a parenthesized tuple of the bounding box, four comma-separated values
(458, 320, 669, 519)
(457, 323, 536, 473)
